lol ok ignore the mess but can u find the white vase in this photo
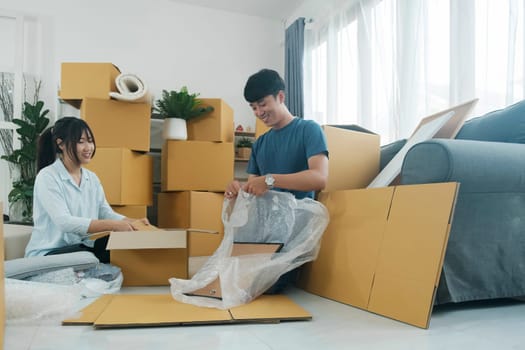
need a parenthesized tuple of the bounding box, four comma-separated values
(162, 118, 187, 140)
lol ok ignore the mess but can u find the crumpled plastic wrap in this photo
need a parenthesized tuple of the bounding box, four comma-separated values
(5, 264, 124, 324)
(5, 278, 82, 324)
(170, 190, 329, 309)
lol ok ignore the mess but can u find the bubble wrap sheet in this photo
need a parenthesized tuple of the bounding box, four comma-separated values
(170, 190, 329, 309)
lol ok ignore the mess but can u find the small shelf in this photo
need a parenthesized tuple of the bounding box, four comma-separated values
(234, 131, 255, 137)
(235, 157, 250, 162)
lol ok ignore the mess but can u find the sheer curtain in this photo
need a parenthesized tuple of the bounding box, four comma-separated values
(304, 0, 525, 144)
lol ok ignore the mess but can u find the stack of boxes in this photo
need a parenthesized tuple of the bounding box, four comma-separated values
(157, 99, 234, 259)
(59, 63, 153, 218)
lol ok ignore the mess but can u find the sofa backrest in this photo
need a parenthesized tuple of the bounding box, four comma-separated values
(456, 99, 525, 143)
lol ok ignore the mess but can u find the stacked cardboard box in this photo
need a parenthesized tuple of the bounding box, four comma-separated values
(158, 99, 234, 265)
(59, 62, 153, 217)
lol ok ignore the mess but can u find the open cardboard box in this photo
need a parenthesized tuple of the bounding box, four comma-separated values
(92, 222, 217, 286)
(298, 182, 459, 328)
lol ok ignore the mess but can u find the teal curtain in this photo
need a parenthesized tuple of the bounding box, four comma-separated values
(285, 17, 305, 118)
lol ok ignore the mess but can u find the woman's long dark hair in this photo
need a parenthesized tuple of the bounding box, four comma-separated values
(37, 117, 96, 172)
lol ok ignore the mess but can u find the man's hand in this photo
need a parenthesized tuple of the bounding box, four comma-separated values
(243, 176, 269, 196)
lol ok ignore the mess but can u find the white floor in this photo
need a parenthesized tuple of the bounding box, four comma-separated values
(5, 286, 525, 350)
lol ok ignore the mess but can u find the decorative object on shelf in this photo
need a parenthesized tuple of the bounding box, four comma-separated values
(236, 124, 244, 132)
(1, 100, 50, 222)
(154, 87, 214, 140)
(236, 137, 253, 160)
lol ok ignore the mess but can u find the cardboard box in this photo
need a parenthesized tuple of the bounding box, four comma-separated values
(161, 141, 234, 192)
(157, 191, 224, 256)
(255, 117, 270, 138)
(0, 202, 4, 346)
(59, 62, 120, 103)
(322, 125, 380, 191)
(81, 98, 151, 152)
(106, 230, 188, 286)
(111, 205, 148, 219)
(298, 182, 459, 328)
(186, 98, 234, 142)
(85, 148, 153, 205)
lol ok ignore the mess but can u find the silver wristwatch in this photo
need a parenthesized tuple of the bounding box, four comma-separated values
(265, 174, 275, 189)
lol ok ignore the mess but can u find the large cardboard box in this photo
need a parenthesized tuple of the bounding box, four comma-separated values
(322, 125, 380, 191)
(81, 98, 151, 152)
(59, 62, 120, 102)
(187, 98, 234, 142)
(161, 141, 234, 192)
(111, 205, 148, 219)
(157, 191, 224, 256)
(106, 230, 188, 286)
(85, 148, 153, 205)
(298, 182, 459, 328)
(1, 202, 4, 347)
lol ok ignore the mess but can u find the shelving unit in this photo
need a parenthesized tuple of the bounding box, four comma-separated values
(234, 131, 255, 180)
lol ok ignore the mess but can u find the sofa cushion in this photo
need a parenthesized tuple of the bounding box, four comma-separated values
(4, 224, 33, 260)
(4, 251, 100, 280)
(456, 99, 525, 143)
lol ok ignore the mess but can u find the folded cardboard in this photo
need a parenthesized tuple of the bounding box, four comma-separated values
(111, 205, 148, 219)
(298, 182, 459, 328)
(106, 229, 188, 286)
(322, 125, 380, 191)
(59, 62, 120, 104)
(186, 98, 234, 142)
(157, 191, 224, 256)
(1, 202, 4, 345)
(161, 141, 234, 192)
(81, 98, 151, 152)
(63, 294, 311, 328)
(85, 148, 153, 205)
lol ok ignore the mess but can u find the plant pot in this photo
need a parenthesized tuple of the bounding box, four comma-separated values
(236, 147, 252, 160)
(162, 118, 187, 140)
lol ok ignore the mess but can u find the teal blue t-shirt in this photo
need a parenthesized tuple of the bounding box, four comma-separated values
(247, 117, 328, 199)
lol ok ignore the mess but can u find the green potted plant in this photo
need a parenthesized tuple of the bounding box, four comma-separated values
(154, 87, 214, 140)
(1, 100, 50, 222)
(236, 137, 253, 160)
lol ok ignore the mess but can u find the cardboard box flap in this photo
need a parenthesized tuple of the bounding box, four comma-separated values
(62, 295, 115, 325)
(230, 295, 312, 321)
(94, 294, 232, 328)
(107, 230, 186, 250)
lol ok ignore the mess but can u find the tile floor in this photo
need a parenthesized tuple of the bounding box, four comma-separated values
(5, 286, 525, 350)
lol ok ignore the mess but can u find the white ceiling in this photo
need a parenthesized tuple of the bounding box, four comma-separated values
(169, 0, 304, 21)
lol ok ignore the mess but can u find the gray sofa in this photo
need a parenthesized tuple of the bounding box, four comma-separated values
(395, 100, 525, 304)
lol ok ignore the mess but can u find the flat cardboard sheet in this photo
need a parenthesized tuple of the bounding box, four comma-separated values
(299, 182, 459, 328)
(63, 294, 311, 328)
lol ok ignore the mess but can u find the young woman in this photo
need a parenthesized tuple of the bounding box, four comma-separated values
(24, 117, 148, 262)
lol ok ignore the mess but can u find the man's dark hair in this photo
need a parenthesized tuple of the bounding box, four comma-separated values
(243, 69, 285, 103)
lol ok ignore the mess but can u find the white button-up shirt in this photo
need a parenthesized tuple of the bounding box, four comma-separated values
(25, 158, 124, 257)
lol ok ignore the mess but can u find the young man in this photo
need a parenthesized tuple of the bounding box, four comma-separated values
(225, 69, 329, 199)
(224, 69, 329, 294)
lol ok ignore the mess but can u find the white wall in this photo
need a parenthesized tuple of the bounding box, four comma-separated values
(0, 0, 285, 216)
(1, 0, 285, 129)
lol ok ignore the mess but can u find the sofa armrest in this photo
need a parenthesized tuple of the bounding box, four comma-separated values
(400, 139, 525, 193)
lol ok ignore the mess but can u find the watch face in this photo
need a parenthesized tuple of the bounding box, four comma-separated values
(265, 174, 275, 187)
